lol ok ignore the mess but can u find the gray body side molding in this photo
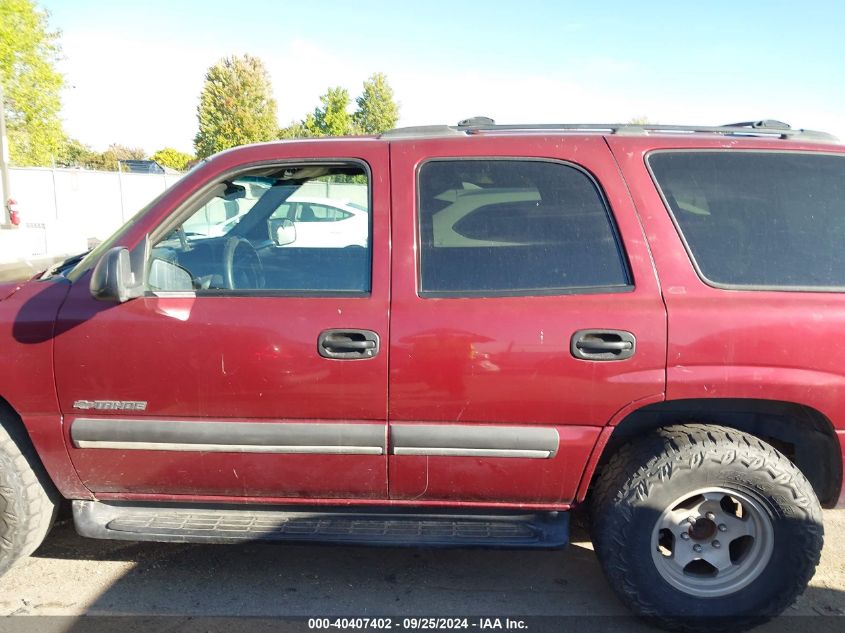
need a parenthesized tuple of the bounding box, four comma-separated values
(71, 419, 386, 455)
(390, 424, 559, 459)
(72, 419, 558, 459)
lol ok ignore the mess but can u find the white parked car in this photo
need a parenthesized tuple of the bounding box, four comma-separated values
(185, 196, 369, 248)
(269, 196, 369, 248)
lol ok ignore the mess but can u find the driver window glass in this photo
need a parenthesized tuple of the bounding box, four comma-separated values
(148, 164, 370, 294)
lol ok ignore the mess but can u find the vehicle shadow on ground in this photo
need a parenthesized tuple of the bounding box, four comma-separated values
(5, 518, 844, 633)
(27, 519, 623, 614)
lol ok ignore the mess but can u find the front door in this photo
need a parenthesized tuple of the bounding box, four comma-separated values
(55, 143, 390, 500)
(387, 135, 667, 504)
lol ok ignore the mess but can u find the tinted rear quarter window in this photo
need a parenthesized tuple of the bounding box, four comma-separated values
(649, 151, 845, 289)
(417, 159, 631, 296)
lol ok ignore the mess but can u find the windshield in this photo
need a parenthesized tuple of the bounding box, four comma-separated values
(63, 195, 161, 282)
(65, 159, 209, 282)
(158, 177, 274, 244)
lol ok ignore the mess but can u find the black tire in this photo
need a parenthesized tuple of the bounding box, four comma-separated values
(590, 423, 823, 632)
(0, 405, 59, 575)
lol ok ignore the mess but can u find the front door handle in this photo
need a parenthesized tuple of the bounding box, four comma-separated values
(318, 329, 380, 359)
(571, 329, 636, 361)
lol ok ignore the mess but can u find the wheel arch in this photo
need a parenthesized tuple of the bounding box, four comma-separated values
(582, 398, 843, 508)
(0, 394, 90, 500)
(0, 395, 61, 499)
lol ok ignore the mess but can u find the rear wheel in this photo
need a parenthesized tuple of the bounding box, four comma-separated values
(590, 424, 823, 632)
(0, 407, 58, 575)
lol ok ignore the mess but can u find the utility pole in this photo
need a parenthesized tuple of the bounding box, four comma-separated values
(0, 82, 12, 226)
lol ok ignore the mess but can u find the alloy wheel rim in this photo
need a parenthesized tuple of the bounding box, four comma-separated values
(650, 486, 775, 598)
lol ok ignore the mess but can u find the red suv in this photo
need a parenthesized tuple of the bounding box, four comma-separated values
(1, 119, 843, 631)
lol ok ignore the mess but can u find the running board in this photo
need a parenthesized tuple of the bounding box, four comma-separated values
(72, 500, 569, 548)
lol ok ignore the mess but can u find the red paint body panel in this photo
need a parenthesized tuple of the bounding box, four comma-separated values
(386, 135, 666, 502)
(53, 141, 391, 498)
(71, 452, 385, 498)
(92, 491, 571, 511)
(0, 281, 23, 301)
(20, 413, 92, 500)
(0, 279, 68, 415)
(55, 289, 389, 420)
(608, 136, 845, 431)
(0, 279, 91, 498)
(67, 418, 386, 498)
(574, 425, 615, 503)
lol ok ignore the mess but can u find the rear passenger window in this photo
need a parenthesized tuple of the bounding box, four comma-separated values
(649, 152, 845, 289)
(417, 159, 630, 296)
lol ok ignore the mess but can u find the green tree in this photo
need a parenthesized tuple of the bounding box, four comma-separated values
(57, 140, 152, 171)
(278, 120, 314, 140)
(194, 54, 278, 159)
(305, 87, 356, 137)
(0, 0, 66, 166)
(58, 137, 96, 168)
(152, 147, 194, 171)
(353, 72, 399, 134)
(82, 143, 145, 171)
(628, 116, 653, 125)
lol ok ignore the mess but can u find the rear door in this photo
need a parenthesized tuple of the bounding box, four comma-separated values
(55, 142, 390, 500)
(387, 135, 667, 503)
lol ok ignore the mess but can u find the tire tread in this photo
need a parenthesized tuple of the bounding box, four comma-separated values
(590, 423, 823, 633)
(0, 411, 58, 575)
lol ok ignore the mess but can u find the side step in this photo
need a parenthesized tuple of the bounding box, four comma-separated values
(73, 500, 568, 549)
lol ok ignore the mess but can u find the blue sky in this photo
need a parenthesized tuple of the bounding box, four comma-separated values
(40, 0, 845, 153)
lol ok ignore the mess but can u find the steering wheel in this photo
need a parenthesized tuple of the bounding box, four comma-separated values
(223, 237, 265, 290)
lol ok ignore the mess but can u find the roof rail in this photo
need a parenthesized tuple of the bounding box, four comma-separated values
(379, 125, 465, 139)
(380, 118, 838, 142)
(723, 119, 791, 130)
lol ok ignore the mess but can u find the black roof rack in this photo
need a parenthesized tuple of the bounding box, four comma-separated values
(380, 118, 838, 142)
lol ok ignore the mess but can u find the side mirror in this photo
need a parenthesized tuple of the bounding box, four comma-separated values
(90, 247, 144, 302)
(148, 258, 194, 292)
(268, 218, 296, 246)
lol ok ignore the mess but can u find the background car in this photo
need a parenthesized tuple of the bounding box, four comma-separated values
(185, 194, 368, 248)
(268, 197, 369, 248)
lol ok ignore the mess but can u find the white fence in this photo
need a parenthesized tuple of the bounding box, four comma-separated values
(0, 167, 183, 264)
(0, 168, 370, 266)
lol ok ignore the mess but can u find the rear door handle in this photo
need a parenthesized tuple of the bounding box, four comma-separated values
(571, 329, 636, 361)
(318, 329, 380, 359)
